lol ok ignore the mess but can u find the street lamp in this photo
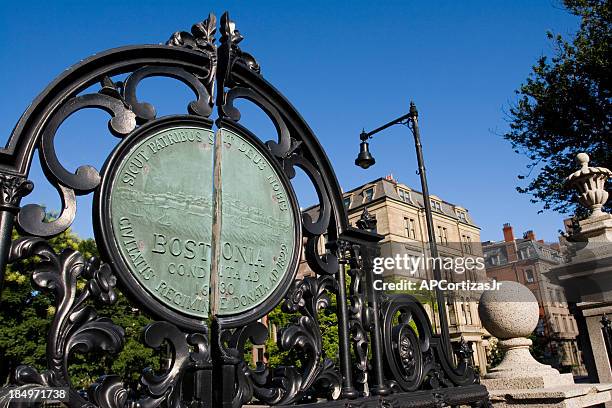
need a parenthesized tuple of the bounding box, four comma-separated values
(355, 101, 452, 357)
(354, 132, 376, 169)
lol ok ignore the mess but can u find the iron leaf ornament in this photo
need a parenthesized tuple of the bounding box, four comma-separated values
(219, 12, 260, 74)
(8, 237, 124, 392)
(167, 13, 217, 53)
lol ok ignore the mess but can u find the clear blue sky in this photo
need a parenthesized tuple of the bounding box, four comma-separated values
(0, 1, 580, 242)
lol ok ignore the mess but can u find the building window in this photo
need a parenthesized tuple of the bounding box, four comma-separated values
(257, 347, 265, 362)
(458, 298, 471, 325)
(430, 199, 442, 211)
(464, 300, 472, 325)
(437, 226, 448, 245)
(456, 210, 467, 222)
(525, 269, 534, 283)
(363, 187, 374, 202)
(405, 217, 416, 239)
(397, 188, 411, 203)
(343, 196, 351, 208)
(462, 235, 472, 254)
(448, 302, 457, 325)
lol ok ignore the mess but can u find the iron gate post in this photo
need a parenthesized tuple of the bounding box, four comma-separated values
(336, 249, 359, 399)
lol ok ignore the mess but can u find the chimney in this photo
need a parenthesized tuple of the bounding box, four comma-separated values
(503, 223, 519, 262)
(503, 223, 514, 242)
(523, 230, 536, 241)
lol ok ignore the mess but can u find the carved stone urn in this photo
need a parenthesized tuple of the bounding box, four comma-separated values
(566, 153, 612, 218)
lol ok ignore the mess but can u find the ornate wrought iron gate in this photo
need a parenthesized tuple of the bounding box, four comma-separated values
(0, 13, 489, 408)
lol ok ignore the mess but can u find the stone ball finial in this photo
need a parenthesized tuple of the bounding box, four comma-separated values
(478, 281, 539, 339)
(480, 282, 565, 383)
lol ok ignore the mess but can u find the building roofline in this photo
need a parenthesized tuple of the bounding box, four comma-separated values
(342, 177, 468, 209)
(302, 176, 481, 229)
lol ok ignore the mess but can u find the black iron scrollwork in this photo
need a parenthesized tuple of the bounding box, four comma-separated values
(346, 243, 371, 395)
(167, 13, 217, 114)
(223, 87, 292, 157)
(279, 275, 340, 401)
(230, 276, 341, 406)
(141, 322, 211, 407)
(88, 321, 211, 408)
(8, 237, 124, 394)
(284, 153, 339, 277)
(123, 66, 214, 123)
(216, 322, 270, 407)
(0, 11, 490, 408)
(17, 78, 136, 238)
(380, 294, 478, 392)
(41, 89, 136, 192)
(380, 295, 429, 392)
(219, 13, 260, 74)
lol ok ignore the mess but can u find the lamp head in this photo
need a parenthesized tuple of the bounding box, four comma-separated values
(355, 139, 375, 169)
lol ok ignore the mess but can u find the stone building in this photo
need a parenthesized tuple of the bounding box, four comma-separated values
(482, 223, 584, 373)
(298, 176, 490, 374)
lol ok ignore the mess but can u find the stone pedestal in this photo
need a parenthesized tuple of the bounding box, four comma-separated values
(548, 219, 612, 384)
(483, 337, 572, 389)
(580, 304, 612, 384)
(486, 383, 612, 408)
(539, 153, 612, 408)
(479, 281, 611, 408)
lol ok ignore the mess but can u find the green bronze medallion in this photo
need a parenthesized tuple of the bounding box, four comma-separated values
(105, 122, 298, 324)
(109, 126, 215, 318)
(217, 128, 296, 315)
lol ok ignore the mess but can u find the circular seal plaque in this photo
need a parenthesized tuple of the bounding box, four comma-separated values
(97, 118, 300, 329)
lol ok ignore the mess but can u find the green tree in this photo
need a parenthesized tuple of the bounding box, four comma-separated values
(504, 0, 610, 216)
(529, 333, 548, 364)
(265, 293, 339, 368)
(265, 303, 298, 367)
(0, 228, 159, 389)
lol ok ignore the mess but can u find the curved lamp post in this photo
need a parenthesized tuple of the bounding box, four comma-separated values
(355, 101, 452, 357)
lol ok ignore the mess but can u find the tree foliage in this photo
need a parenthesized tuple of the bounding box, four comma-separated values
(504, 0, 611, 215)
(265, 292, 339, 368)
(0, 228, 159, 389)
